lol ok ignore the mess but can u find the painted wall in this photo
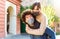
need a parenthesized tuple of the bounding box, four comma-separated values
(0, 0, 6, 38)
(5, 1, 17, 35)
(21, 0, 41, 7)
(53, 0, 60, 17)
(8, 0, 20, 34)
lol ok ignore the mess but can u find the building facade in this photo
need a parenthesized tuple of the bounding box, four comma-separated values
(0, 0, 21, 38)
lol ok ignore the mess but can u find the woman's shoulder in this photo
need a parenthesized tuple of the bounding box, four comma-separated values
(40, 11, 47, 19)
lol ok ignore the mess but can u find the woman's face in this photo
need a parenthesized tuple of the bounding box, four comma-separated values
(34, 6, 38, 10)
(25, 14, 34, 23)
(33, 5, 40, 12)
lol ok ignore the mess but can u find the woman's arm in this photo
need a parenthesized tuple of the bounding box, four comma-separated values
(26, 15, 47, 35)
(38, 15, 47, 35)
(26, 24, 43, 35)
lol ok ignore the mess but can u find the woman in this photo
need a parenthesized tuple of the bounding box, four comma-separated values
(31, 2, 56, 39)
(21, 9, 47, 39)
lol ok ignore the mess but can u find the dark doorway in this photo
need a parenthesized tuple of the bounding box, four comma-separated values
(7, 8, 10, 34)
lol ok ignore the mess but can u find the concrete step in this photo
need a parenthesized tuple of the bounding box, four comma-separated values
(5, 33, 31, 39)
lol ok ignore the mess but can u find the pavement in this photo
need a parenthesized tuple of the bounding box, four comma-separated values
(0, 33, 60, 39)
(56, 35, 60, 39)
(5, 33, 31, 39)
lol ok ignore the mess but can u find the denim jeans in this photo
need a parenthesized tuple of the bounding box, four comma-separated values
(30, 35, 43, 39)
(30, 27, 56, 39)
(45, 27, 56, 39)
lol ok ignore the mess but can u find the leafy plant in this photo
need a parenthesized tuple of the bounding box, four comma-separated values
(17, 5, 32, 18)
(18, 5, 32, 33)
(42, 5, 55, 25)
(53, 15, 60, 22)
(17, 5, 26, 18)
(42, 5, 60, 28)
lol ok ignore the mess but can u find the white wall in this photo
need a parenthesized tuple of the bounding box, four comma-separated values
(5, 1, 16, 36)
(21, 0, 42, 7)
(53, 0, 60, 17)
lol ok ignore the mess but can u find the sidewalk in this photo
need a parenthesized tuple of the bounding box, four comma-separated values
(3, 34, 60, 39)
(5, 34, 31, 39)
(56, 35, 60, 39)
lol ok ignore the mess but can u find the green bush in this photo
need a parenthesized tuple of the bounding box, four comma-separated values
(18, 5, 32, 33)
(42, 5, 60, 26)
(42, 5, 55, 25)
(56, 32, 60, 35)
(17, 5, 32, 18)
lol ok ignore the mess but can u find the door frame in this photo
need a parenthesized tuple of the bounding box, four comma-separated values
(5, 1, 16, 36)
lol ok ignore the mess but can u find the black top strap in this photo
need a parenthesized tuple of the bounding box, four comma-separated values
(27, 19, 41, 29)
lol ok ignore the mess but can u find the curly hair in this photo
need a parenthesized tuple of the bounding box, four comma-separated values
(21, 10, 33, 23)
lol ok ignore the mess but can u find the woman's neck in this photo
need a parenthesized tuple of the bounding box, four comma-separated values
(29, 23, 34, 27)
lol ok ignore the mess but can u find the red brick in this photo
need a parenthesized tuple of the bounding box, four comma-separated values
(0, 0, 5, 38)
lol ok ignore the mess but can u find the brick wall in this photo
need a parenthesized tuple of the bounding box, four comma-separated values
(0, 0, 20, 38)
(16, 6, 20, 34)
(0, 0, 6, 38)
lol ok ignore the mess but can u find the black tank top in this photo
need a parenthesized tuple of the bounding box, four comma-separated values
(27, 19, 41, 29)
